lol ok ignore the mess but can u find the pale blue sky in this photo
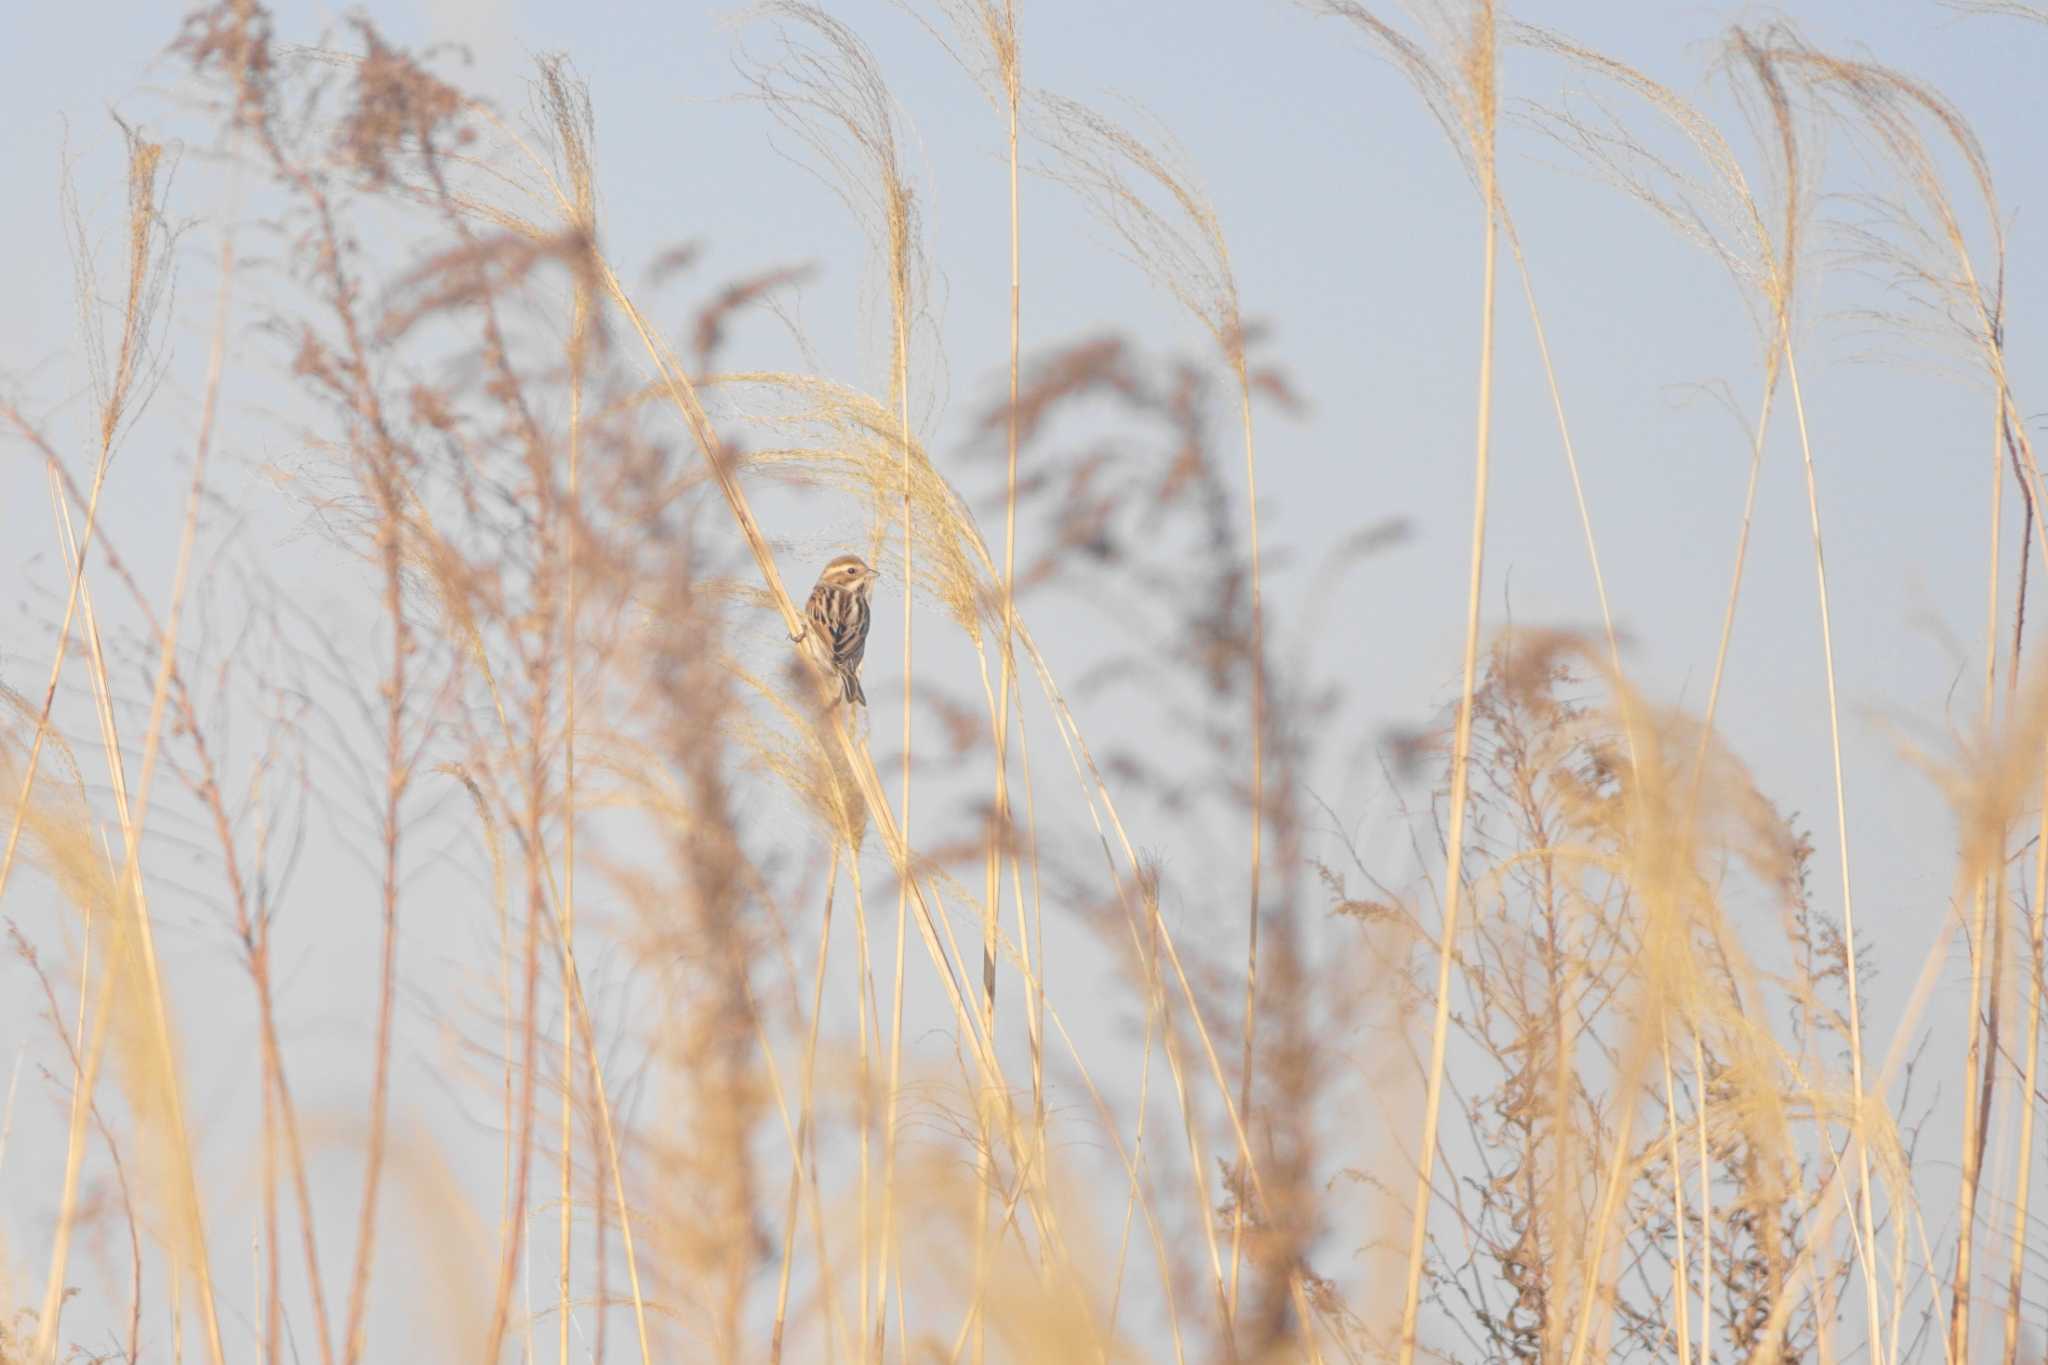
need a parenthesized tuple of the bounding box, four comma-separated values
(4, 0, 2045, 1358)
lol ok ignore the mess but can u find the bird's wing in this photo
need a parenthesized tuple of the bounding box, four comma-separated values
(807, 586, 867, 667)
(833, 595, 869, 670)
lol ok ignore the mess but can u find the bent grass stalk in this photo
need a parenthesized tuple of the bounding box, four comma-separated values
(24, 128, 230, 1365)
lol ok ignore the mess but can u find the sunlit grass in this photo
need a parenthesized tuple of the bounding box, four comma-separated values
(3, 2, 2046, 1363)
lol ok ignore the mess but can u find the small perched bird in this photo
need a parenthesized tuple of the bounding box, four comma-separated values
(800, 553, 880, 706)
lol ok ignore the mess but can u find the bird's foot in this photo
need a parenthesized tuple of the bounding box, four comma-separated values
(789, 622, 809, 644)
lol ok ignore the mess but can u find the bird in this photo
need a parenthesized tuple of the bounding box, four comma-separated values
(798, 553, 880, 706)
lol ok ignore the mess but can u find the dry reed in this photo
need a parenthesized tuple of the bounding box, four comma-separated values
(3, 4, 2047, 1364)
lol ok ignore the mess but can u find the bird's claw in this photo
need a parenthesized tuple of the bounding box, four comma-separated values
(789, 623, 809, 644)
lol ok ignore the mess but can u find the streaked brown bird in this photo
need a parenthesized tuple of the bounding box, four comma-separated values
(800, 553, 879, 706)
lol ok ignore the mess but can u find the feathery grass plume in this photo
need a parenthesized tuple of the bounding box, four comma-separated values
(1037, 95, 1242, 354)
(725, 660, 871, 853)
(1304, 2, 1494, 187)
(1514, 20, 1813, 754)
(1743, 32, 2048, 1357)
(1747, 660, 2048, 1356)
(903, 0, 1019, 117)
(1512, 23, 1809, 342)
(1907, 673, 2048, 1355)
(1749, 31, 2035, 537)
(1396, 632, 1897, 1360)
(2, 115, 177, 919)
(708, 373, 994, 641)
(66, 129, 178, 459)
(740, 1, 933, 431)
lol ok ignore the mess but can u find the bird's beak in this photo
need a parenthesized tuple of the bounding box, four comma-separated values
(864, 567, 881, 582)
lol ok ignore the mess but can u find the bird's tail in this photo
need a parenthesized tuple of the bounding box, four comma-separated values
(844, 670, 866, 707)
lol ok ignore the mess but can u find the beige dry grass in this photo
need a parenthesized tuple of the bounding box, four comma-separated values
(3, 2, 2047, 1363)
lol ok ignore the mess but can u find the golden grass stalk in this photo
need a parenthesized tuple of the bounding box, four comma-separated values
(1747, 33, 2048, 1356)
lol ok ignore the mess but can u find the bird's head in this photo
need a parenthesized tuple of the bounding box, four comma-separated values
(822, 554, 880, 595)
